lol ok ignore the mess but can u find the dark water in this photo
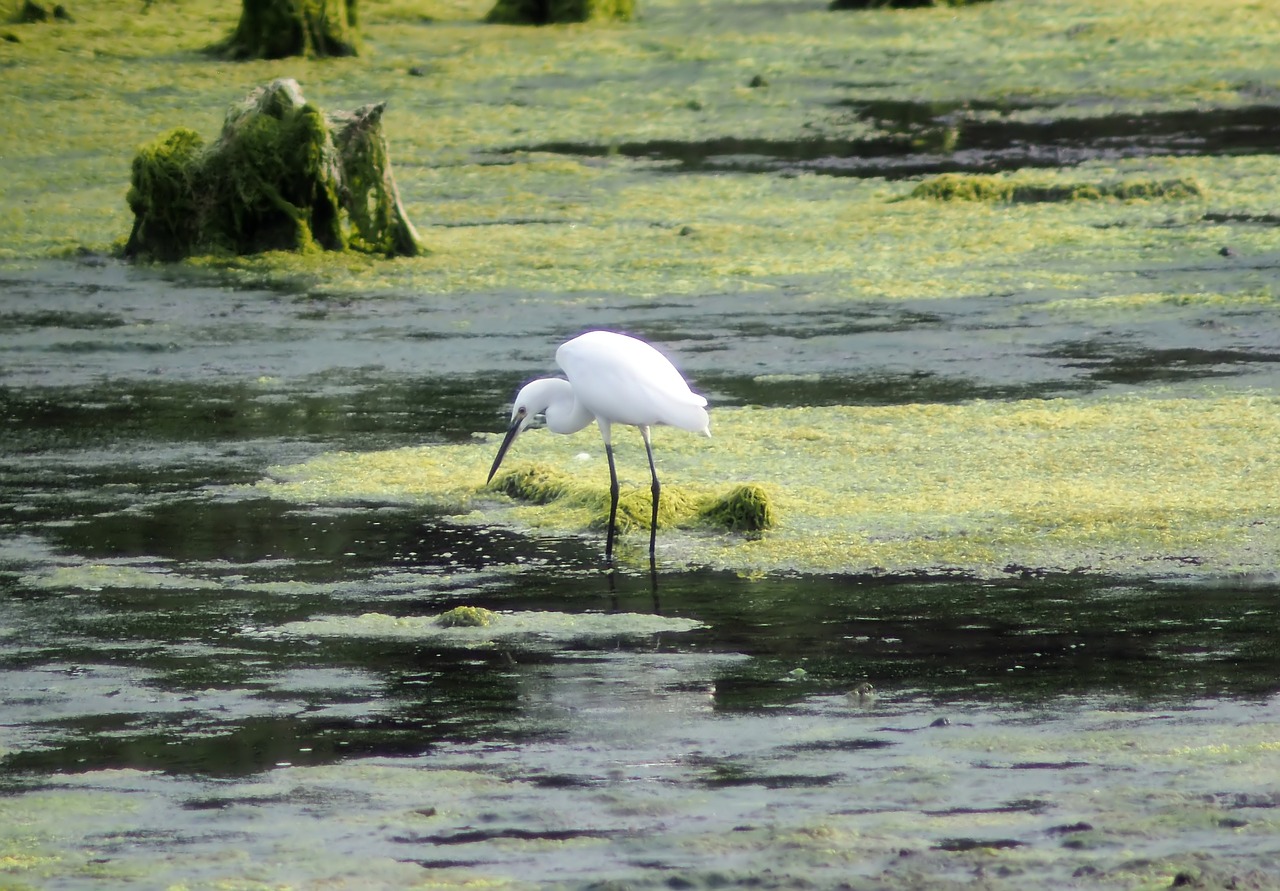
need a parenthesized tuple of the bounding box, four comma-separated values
(509, 103, 1280, 177)
(2, 263, 1280, 887)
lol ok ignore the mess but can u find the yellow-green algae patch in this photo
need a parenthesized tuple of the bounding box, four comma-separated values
(251, 390, 1280, 577)
(490, 463, 776, 533)
(2, 0, 1278, 301)
(281, 609, 703, 641)
(19, 563, 222, 591)
(911, 172, 1203, 203)
(435, 605, 498, 627)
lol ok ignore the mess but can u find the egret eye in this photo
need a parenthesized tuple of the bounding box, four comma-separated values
(516, 406, 527, 416)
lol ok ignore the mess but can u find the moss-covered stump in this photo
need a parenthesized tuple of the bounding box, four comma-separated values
(489, 462, 776, 535)
(485, 0, 633, 25)
(17, 0, 73, 23)
(124, 78, 421, 261)
(213, 0, 358, 60)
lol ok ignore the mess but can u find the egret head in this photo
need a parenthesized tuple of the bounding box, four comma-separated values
(486, 379, 562, 484)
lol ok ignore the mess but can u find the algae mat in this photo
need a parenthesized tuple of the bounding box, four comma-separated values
(2, 0, 1279, 302)
(3, 694, 1279, 890)
(253, 391, 1280, 577)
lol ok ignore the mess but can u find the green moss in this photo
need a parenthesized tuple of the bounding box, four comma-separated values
(489, 461, 773, 535)
(485, 0, 633, 24)
(123, 79, 423, 262)
(212, 0, 359, 59)
(332, 103, 422, 257)
(124, 128, 206, 261)
(436, 605, 498, 627)
(125, 82, 345, 260)
(1111, 177, 1204, 200)
(698, 483, 777, 533)
(208, 98, 345, 254)
(911, 173, 1204, 203)
(490, 462, 576, 504)
(607, 484, 699, 533)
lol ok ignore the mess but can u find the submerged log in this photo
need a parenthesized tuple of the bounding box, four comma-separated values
(124, 78, 421, 262)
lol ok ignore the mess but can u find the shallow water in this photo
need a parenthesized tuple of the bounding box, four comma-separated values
(3, 263, 1280, 888)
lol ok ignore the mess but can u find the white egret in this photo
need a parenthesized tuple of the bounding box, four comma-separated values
(487, 330, 710, 561)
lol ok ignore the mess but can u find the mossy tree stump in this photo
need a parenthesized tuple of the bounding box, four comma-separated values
(214, 0, 358, 60)
(124, 78, 421, 262)
(485, 0, 634, 25)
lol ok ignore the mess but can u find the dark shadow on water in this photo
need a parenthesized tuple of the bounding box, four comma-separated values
(503, 103, 1280, 178)
(1041, 341, 1280, 386)
(696, 369, 1090, 408)
(0, 376, 510, 454)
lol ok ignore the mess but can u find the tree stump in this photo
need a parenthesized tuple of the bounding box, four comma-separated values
(124, 78, 421, 261)
(214, 0, 358, 60)
(485, 0, 634, 25)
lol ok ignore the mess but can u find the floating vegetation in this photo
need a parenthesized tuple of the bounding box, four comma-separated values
(698, 483, 777, 533)
(281, 610, 704, 642)
(911, 173, 1205, 203)
(4, 0, 1276, 301)
(435, 605, 498, 627)
(488, 462, 576, 505)
(489, 462, 772, 535)
(20, 563, 222, 591)
(607, 484, 698, 533)
(253, 391, 1280, 577)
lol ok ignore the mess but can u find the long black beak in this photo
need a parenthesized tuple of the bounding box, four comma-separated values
(487, 420, 523, 484)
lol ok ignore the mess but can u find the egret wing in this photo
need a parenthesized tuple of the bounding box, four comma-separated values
(557, 331, 709, 434)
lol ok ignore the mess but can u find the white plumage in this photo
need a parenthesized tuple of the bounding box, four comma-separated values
(487, 330, 710, 562)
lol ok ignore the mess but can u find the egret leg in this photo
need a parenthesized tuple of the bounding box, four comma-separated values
(603, 428, 619, 562)
(641, 426, 659, 560)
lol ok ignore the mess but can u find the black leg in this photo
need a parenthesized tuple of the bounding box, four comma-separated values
(605, 442, 619, 562)
(642, 427, 659, 560)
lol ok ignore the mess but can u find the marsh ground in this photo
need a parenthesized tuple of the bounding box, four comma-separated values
(2, 0, 1280, 887)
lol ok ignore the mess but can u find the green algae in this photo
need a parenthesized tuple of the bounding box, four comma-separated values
(698, 483, 777, 533)
(281, 609, 704, 641)
(3, 699, 1277, 889)
(20, 562, 223, 591)
(911, 172, 1204, 203)
(1, 0, 1278, 300)
(489, 462, 575, 505)
(435, 604, 498, 627)
(251, 389, 1280, 577)
(488, 461, 766, 535)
